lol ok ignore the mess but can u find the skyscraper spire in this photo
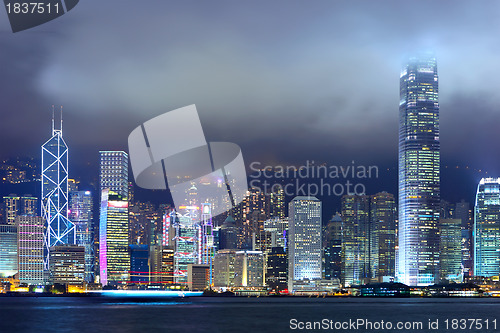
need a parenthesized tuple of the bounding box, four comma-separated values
(60, 105, 63, 132)
(51, 105, 55, 134)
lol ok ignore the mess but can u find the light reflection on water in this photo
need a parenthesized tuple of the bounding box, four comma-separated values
(0, 297, 499, 333)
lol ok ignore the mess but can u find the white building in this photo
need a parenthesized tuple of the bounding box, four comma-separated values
(17, 216, 45, 285)
(288, 196, 322, 292)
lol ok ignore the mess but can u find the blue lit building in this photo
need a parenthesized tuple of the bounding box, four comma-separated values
(398, 55, 440, 286)
(0, 225, 17, 277)
(474, 178, 500, 277)
(130, 244, 149, 284)
(42, 111, 75, 264)
(69, 190, 94, 283)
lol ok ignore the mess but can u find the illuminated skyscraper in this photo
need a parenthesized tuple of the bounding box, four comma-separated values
(0, 225, 17, 277)
(68, 190, 94, 283)
(99, 151, 129, 199)
(219, 215, 238, 250)
(213, 249, 237, 289)
(17, 216, 45, 285)
(233, 250, 265, 287)
(341, 193, 397, 286)
(474, 178, 500, 277)
(438, 218, 462, 282)
(3, 194, 37, 225)
(42, 110, 75, 264)
(341, 195, 370, 286)
(398, 55, 440, 286)
(269, 188, 285, 219)
(99, 189, 130, 286)
(266, 247, 287, 291)
(455, 200, 473, 277)
(323, 214, 342, 281)
(129, 244, 149, 284)
(371, 192, 397, 279)
(49, 245, 85, 286)
(288, 196, 322, 292)
(99, 151, 129, 285)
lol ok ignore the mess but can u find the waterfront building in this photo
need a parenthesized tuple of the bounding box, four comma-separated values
(0, 225, 17, 277)
(129, 244, 149, 284)
(323, 214, 342, 281)
(68, 190, 94, 283)
(17, 216, 44, 285)
(266, 246, 287, 291)
(99, 190, 130, 286)
(213, 249, 237, 289)
(398, 54, 440, 286)
(474, 178, 500, 277)
(42, 111, 75, 263)
(438, 218, 462, 282)
(49, 245, 85, 286)
(288, 196, 322, 292)
(233, 250, 265, 287)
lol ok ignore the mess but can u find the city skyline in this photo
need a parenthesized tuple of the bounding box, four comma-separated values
(2, 3, 500, 332)
(1, 1, 500, 291)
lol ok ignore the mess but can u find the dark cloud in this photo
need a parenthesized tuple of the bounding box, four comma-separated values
(1, 1, 500, 201)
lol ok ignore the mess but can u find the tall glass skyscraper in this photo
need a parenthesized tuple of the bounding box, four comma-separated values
(0, 225, 17, 278)
(98, 151, 129, 284)
(99, 151, 129, 199)
(42, 112, 75, 265)
(99, 189, 130, 286)
(398, 55, 440, 286)
(288, 196, 322, 292)
(69, 190, 94, 283)
(474, 178, 500, 277)
(341, 195, 370, 287)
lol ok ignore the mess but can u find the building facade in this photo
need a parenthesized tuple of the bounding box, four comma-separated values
(233, 250, 265, 287)
(474, 178, 500, 277)
(99, 151, 129, 199)
(68, 190, 94, 283)
(371, 192, 397, 279)
(0, 225, 17, 277)
(398, 55, 440, 286)
(42, 115, 75, 264)
(49, 245, 85, 286)
(17, 216, 44, 285)
(341, 195, 371, 286)
(99, 190, 130, 285)
(129, 244, 149, 284)
(266, 246, 287, 291)
(438, 218, 462, 282)
(323, 214, 342, 281)
(3, 194, 37, 225)
(288, 196, 322, 292)
(213, 249, 237, 289)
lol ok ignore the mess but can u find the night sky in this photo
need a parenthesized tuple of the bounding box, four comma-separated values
(1, 1, 500, 211)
